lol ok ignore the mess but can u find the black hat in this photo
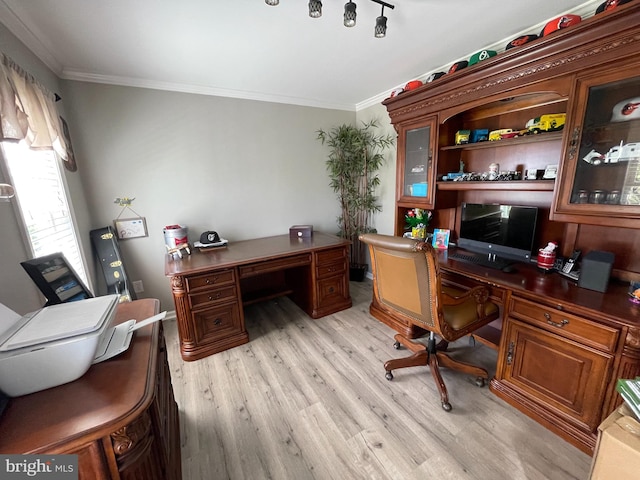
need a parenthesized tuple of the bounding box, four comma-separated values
(505, 34, 539, 50)
(425, 72, 446, 83)
(448, 61, 468, 74)
(200, 231, 221, 244)
(596, 0, 634, 14)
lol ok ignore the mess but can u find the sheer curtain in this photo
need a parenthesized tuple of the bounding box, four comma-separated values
(0, 53, 68, 162)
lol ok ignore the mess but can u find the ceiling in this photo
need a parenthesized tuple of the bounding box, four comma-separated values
(0, 0, 602, 111)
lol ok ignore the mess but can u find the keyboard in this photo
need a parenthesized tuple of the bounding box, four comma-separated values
(448, 252, 513, 271)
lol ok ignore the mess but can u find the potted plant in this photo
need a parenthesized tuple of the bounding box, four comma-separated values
(317, 119, 394, 281)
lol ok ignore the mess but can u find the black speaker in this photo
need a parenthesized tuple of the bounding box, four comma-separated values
(578, 250, 615, 293)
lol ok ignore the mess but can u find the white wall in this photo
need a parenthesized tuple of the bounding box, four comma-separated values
(60, 81, 356, 310)
(356, 102, 397, 236)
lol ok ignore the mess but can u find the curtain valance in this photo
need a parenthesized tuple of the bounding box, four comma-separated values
(0, 53, 68, 161)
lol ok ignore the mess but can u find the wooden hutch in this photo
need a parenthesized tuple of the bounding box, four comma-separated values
(380, 3, 640, 455)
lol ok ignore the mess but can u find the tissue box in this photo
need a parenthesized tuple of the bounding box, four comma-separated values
(589, 404, 640, 479)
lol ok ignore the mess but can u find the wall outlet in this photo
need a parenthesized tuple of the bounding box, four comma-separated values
(132, 280, 144, 293)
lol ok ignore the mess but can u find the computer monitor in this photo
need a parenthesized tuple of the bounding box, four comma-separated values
(458, 203, 539, 263)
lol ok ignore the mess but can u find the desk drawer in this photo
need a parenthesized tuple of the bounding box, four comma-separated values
(509, 296, 619, 353)
(239, 253, 311, 278)
(316, 259, 347, 278)
(186, 270, 235, 291)
(189, 285, 237, 310)
(315, 247, 347, 266)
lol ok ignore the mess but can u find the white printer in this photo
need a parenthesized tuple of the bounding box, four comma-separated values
(0, 295, 165, 397)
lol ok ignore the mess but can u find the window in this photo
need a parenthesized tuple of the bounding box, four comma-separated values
(1, 141, 90, 287)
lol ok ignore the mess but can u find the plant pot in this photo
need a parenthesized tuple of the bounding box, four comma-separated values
(349, 264, 368, 282)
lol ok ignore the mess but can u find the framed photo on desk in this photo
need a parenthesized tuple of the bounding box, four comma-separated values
(432, 229, 450, 249)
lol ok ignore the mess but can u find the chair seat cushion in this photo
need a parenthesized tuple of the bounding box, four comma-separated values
(442, 286, 499, 332)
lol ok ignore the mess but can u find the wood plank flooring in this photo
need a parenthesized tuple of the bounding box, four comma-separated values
(164, 280, 592, 480)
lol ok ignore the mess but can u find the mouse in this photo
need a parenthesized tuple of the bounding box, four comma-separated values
(502, 265, 517, 273)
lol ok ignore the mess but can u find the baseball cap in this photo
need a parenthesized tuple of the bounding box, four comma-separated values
(505, 34, 539, 50)
(596, 0, 634, 14)
(469, 50, 497, 66)
(541, 14, 581, 37)
(448, 61, 468, 74)
(404, 80, 423, 91)
(425, 72, 446, 83)
(610, 97, 640, 122)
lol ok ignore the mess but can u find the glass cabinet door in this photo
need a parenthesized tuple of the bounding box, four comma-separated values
(554, 67, 640, 225)
(397, 117, 436, 205)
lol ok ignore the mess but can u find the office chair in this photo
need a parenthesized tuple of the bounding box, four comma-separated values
(360, 233, 500, 411)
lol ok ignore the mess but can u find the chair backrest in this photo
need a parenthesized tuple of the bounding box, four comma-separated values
(360, 233, 444, 336)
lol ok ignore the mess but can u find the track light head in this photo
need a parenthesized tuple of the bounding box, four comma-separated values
(344, 1, 357, 27)
(309, 0, 322, 18)
(375, 14, 387, 38)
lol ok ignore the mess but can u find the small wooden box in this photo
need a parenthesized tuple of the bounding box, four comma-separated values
(289, 225, 313, 239)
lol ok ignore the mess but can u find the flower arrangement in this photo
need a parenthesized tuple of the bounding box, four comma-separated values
(405, 208, 431, 239)
(405, 208, 431, 229)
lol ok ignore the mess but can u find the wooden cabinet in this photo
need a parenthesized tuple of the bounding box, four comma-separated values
(492, 295, 624, 454)
(184, 269, 248, 358)
(552, 64, 640, 227)
(393, 116, 437, 235)
(380, 5, 640, 452)
(384, 3, 640, 273)
(313, 248, 349, 318)
(0, 299, 181, 480)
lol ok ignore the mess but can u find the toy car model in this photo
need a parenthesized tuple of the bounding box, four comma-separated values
(489, 128, 513, 141)
(526, 113, 566, 134)
(470, 129, 489, 143)
(455, 130, 471, 145)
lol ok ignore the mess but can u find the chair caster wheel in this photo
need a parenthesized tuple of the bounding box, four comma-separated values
(393, 341, 401, 350)
(385, 371, 394, 381)
(475, 377, 485, 387)
(442, 402, 452, 412)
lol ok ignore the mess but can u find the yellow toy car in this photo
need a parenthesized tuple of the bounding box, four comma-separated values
(489, 128, 513, 141)
(526, 113, 566, 134)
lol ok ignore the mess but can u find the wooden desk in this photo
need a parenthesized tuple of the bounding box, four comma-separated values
(0, 299, 181, 479)
(368, 248, 640, 455)
(165, 232, 352, 361)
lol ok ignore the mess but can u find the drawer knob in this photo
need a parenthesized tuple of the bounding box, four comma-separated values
(545, 312, 569, 328)
(208, 292, 222, 301)
(214, 318, 222, 326)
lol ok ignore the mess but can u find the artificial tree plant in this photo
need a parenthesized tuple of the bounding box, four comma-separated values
(317, 119, 394, 280)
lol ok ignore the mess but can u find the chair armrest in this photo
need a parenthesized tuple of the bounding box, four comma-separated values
(441, 285, 490, 306)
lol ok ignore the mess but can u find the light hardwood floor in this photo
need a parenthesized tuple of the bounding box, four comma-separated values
(164, 280, 592, 480)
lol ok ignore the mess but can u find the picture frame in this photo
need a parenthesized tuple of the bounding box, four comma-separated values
(432, 228, 450, 249)
(114, 217, 148, 239)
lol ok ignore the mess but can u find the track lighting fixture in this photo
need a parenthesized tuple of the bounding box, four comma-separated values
(309, 0, 322, 18)
(267, 0, 395, 38)
(343, 1, 357, 27)
(373, 1, 394, 38)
